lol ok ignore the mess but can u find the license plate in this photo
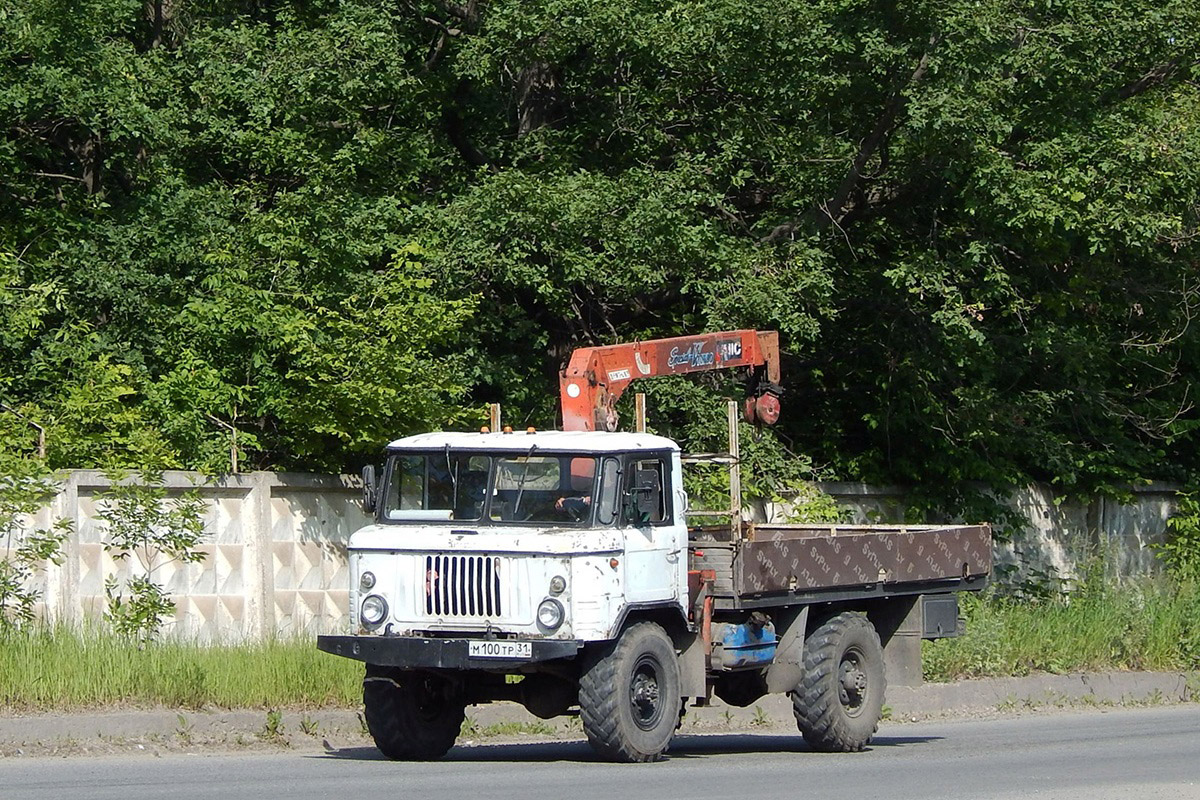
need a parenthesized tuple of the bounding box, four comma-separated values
(468, 640, 532, 659)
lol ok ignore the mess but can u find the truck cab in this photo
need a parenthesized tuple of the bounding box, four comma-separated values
(343, 429, 689, 648)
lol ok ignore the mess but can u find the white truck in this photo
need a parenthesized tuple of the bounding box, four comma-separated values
(317, 331, 991, 762)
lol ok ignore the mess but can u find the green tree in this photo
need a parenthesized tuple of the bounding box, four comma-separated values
(0, 450, 70, 632)
(1, 1, 478, 472)
(98, 468, 206, 643)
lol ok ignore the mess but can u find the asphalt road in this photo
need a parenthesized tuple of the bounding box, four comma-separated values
(3, 705, 1198, 800)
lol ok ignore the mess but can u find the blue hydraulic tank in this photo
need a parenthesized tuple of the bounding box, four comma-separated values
(711, 620, 778, 670)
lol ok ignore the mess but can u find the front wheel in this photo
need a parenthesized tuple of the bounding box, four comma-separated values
(362, 667, 465, 760)
(791, 611, 886, 752)
(579, 621, 681, 762)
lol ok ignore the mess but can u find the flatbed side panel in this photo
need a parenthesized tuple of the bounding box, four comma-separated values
(736, 525, 991, 596)
(711, 577, 987, 612)
(688, 542, 736, 595)
(742, 523, 981, 540)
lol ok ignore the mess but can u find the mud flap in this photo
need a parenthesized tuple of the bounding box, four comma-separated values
(677, 630, 707, 699)
(764, 606, 809, 693)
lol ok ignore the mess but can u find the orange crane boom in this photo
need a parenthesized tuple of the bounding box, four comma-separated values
(559, 330, 781, 432)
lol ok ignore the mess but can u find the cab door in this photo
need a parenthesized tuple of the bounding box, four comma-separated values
(618, 451, 687, 605)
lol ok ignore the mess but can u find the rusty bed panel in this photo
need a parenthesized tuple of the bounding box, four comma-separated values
(734, 525, 992, 597)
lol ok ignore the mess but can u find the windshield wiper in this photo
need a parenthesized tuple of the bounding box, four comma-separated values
(511, 444, 538, 519)
(444, 443, 456, 501)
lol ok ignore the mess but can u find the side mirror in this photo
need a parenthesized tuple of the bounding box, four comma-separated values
(635, 485, 660, 519)
(361, 464, 378, 514)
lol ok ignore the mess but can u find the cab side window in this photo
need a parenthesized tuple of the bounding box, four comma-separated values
(624, 456, 670, 525)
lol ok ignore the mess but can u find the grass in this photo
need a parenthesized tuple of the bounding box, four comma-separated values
(460, 719, 556, 738)
(0, 626, 362, 711)
(924, 577, 1200, 682)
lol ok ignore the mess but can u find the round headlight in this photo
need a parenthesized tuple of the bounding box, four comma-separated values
(548, 575, 567, 596)
(359, 571, 376, 591)
(537, 598, 564, 630)
(361, 594, 388, 627)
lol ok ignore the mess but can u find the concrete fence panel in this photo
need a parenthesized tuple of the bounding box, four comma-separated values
(25, 471, 368, 642)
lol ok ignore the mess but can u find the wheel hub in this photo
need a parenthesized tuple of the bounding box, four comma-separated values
(838, 650, 868, 714)
(630, 657, 664, 730)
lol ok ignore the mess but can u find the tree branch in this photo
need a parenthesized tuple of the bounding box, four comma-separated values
(761, 34, 940, 244)
(442, 81, 497, 171)
(30, 171, 86, 184)
(1113, 57, 1197, 101)
(437, 0, 479, 28)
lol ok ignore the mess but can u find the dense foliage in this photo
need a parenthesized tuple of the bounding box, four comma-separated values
(1, 1, 1197, 504)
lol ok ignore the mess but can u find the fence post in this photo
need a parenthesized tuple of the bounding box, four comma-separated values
(249, 471, 274, 639)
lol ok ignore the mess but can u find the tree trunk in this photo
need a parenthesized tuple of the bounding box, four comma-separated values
(517, 62, 560, 138)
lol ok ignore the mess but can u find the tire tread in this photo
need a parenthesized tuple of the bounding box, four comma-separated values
(363, 671, 464, 760)
(579, 622, 679, 763)
(791, 611, 885, 752)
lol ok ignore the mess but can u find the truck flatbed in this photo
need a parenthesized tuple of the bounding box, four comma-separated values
(689, 523, 991, 608)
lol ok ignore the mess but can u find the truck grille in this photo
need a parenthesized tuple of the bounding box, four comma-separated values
(424, 555, 503, 617)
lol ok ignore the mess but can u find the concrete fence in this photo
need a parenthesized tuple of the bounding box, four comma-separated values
(22, 470, 369, 642)
(11, 470, 1184, 641)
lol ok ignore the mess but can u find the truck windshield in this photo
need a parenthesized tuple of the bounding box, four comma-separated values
(384, 452, 490, 521)
(382, 451, 599, 526)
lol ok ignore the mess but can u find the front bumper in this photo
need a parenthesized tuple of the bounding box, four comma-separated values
(317, 634, 582, 669)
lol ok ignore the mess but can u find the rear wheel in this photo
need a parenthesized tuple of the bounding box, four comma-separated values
(362, 667, 465, 760)
(579, 622, 681, 762)
(791, 612, 885, 752)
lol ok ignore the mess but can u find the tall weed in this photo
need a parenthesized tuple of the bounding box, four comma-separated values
(924, 579, 1200, 681)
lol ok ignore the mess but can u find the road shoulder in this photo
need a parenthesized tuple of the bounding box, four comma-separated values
(0, 669, 1194, 759)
